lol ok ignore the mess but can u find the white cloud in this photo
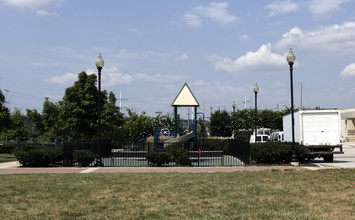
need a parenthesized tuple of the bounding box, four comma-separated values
(134, 73, 188, 83)
(270, 81, 286, 89)
(36, 9, 49, 15)
(177, 53, 189, 61)
(2, 0, 54, 8)
(184, 2, 237, 27)
(100, 66, 133, 86)
(128, 28, 142, 35)
(36, 9, 57, 16)
(239, 34, 249, 41)
(1, 0, 62, 15)
(209, 43, 285, 73)
(340, 63, 355, 77)
(183, 13, 201, 27)
(46, 72, 77, 84)
(275, 22, 355, 54)
(104, 73, 133, 86)
(267, 0, 298, 16)
(308, 0, 349, 16)
(47, 66, 188, 87)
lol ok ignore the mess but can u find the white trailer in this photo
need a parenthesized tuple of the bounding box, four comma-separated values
(283, 109, 343, 162)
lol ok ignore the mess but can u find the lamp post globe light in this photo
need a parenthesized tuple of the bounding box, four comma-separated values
(253, 84, 259, 142)
(95, 53, 104, 167)
(286, 49, 299, 166)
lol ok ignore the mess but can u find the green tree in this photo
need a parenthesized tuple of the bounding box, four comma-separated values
(0, 90, 10, 132)
(123, 109, 154, 142)
(101, 91, 125, 141)
(58, 72, 98, 140)
(231, 109, 254, 131)
(1, 108, 28, 141)
(258, 109, 283, 130)
(42, 97, 61, 140)
(26, 109, 44, 136)
(209, 110, 232, 137)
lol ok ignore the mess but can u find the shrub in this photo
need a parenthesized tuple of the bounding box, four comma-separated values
(0, 144, 15, 153)
(203, 139, 229, 153)
(170, 149, 191, 166)
(73, 150, 96, 167)
(146, 151, 171, 166)
(250, 142, 308, 164)
(13, 145, 63, 167)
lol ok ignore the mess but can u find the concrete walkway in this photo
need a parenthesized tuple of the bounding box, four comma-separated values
(0, 163, 309, 175)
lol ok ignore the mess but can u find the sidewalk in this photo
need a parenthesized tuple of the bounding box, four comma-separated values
(0, 161, 314, 175)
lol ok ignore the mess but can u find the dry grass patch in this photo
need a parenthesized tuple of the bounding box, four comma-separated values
(0, 169, 354, 219)
(0, 154, 16, 163)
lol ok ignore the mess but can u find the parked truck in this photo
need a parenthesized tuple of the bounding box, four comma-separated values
(283, 109, 344, 162)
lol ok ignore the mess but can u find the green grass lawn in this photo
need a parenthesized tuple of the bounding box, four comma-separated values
(0, 154, 17, 163)
(0, 169, 354, 219)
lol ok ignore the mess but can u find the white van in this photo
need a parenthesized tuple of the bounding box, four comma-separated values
(270, 131, 284, 142)
(249, 128, 271, 143)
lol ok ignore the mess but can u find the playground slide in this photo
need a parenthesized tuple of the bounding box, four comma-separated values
(164, 132, 194, 144)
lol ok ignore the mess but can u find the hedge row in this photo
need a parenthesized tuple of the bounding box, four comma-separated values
(8, 141, 309, 166)
(251, 142, 309, 164)
(13, 145, 63, 167)
(146, 149, 191, 166)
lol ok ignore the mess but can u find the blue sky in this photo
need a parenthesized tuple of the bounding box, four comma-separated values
(1, 0, 355, 118)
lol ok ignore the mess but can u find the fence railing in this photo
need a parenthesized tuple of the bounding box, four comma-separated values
(64, 139, 250, 167)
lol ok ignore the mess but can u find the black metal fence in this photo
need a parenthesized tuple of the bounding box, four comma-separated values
(63, 139, 250, 167)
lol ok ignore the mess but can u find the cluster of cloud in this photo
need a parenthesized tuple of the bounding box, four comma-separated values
(184, 2, 238, 27)
(275, 22, 355, 54)
(183, 1, 351, 26)
(46, 67, 189, 87)
(209, 21, 355, 77)
(308, 0, 350, 16)
(340, 63, 355, 78)
(1, 0, 62, 16)
(266, 0, 298, 16)
(266, 0, 350, 17)
(208, 43, 286, 74)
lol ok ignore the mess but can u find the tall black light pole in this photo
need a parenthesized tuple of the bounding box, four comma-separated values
(287, 49, 299, 166)
(253, 84, 259, 142)
(95, 53, 104, 167)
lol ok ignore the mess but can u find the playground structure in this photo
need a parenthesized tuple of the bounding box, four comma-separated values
(136, 83, 201, 151)
(155, 83, 200, 150)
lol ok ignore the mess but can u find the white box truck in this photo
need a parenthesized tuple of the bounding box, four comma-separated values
(283, 109, 344, 162)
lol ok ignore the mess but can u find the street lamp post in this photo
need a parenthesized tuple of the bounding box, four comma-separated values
(253, 84, 259, 142)
(95, 53, 104, 167)
(286, 49, 299, 166)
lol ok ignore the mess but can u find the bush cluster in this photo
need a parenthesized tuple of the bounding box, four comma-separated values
(146, 149, 191, 166)
(13, 145, 63, 167)
(251, 142, 309, 164)
(146, 151, 171, 166)
(73, 149, 97, 167)
(0, 144, 15, 154)
(170, 149, 192, 166)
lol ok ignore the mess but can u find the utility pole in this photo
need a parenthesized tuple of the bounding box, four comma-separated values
(242, 96, 250, 109)
(300, 83, 303, 109)
(119, 90, 128, 113)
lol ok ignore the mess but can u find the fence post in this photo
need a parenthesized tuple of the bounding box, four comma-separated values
(221, 152, 224, 166)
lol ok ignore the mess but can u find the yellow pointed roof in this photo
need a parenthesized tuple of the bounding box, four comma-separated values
(172, 83, 199, 107)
